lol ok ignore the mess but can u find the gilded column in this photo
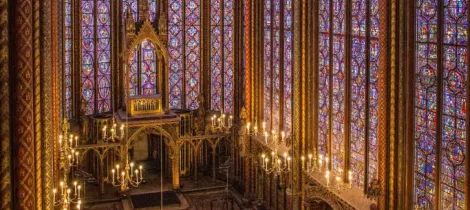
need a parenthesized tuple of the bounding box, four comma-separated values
(377, 0, 389, 208)
(41, 0, 54, 209)
(292, 0, 302, 208)
(33, 0, 43, 208)
(0, 0, 12, 209)
(13, 0, 37, 209)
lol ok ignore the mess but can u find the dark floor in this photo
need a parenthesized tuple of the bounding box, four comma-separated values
(131, 191, 181, 208)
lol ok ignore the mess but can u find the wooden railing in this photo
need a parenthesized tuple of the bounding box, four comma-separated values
(129, 94, 163, 116)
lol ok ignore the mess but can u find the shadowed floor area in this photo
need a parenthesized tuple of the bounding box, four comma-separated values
(130, 191, 181, 209)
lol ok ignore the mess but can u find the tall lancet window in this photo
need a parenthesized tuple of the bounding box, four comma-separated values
(317, 0, 379, 189)
(263, 0, 293, 135)
(81, 0, 112, 115)
(123, 0, 159, 96)
(168, 0, 201, 109)
(414, 0, 468, 209)
(210, 0, 234, 114)
(64, 0, 73, 118)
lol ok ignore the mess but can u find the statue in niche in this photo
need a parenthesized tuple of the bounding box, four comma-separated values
(238, 107, 248, 156)
(194, 94, 205, 135)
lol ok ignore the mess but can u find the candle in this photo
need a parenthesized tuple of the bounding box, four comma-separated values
(76, 152, 79, 164)
(74, 181, 77, 195)
(103, 126, 107, 138)
(135, 169, 139, 182)
(130, 162, 134, 177)
(53, 189, 56, 203)
(325, 171, 330, 187)
(75, 136, 78, 147)
(287, 157, 291, 170)
(325, 157, 329, 169)
(116, 164, 120, 176)
(121, 171, 125, 181)
(77, 185, 81, 198)
(254, 125, 258, 135)
(60, 181, 64, 194)
(336, 176, 342, 189)
(112, 169, 115, 183)
(348, 171, 353, 188)
(262, 121, 266, 132)
(264, 132, 268, 144)
(265, 158, 269, 170)
(301, 156, 305, 170)
(281, 131, 285, 142)
(139, 165, 143, 180)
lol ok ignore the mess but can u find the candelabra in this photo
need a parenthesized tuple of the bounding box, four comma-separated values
(211, 111, 233, 133)
(54, 119, 83, 210)
(101, 117, 125, 143)
(259, 132, 291, 174)
(110, 155, 144, 193)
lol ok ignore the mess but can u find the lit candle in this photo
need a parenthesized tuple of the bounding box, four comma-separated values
(281, 131, 285, 142)
(130, 162, 134, 177)
(103, 126, 107, 138)
(75, 136, 78, 147)
(139, 165, 143, 180)
(74, 181, 77, 195)
(254, 125, 258, 135)
(111, 169, 115, 183)
(135, 169, 139, 182)
(265, 158, 269, 170)
(116, 164, 120, 176)
(60, 181, 64, 194)
(53, 189, 57, 203)
(121, 171, 125, 181)
(262, 154, 266, 168)
(325, 171, 330, 187)
(264, 132, 268, 144)
(77, 185, 81, 198)
(262, 121, 266, 132)
(336, 176, 342, 189)
(287, 156, 291, 170)
(76, 152, 79, 164)
(325, 157, 329, 169)
(348, 171, 353, 188)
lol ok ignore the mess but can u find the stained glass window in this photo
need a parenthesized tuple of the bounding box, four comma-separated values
(414, 0, 467, 209)
(168, 0, 201, 110)
(64, 0, 73, 118)
(80, 0, 112, 115)
(81, 0, 96, 115)
(263, 0, 293, 134)
(331, 0, 345, 172)
(317, 0, 379, 189)
(210, 0, 234, 114)
(122, 0, 157, 21)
